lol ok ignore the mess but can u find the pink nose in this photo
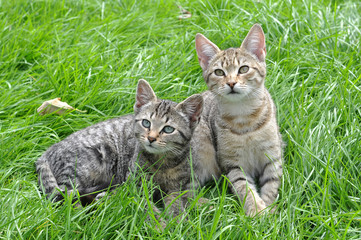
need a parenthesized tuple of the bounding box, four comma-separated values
(227, 82, 236, 89)
(148, 136, 156, 143)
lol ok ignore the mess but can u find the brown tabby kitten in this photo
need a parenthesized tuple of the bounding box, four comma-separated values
(195, 24, 283, 216)
(36, 79, 204, 217)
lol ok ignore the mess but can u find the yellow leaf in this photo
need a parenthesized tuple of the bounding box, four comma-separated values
(37, 98, 86, 115)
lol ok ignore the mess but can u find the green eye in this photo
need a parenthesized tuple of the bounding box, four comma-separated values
(214, 69, 225, 76)
(142, 119, 151, 128)
(239, 65, 249, 74)
(162, 126, 175, 134)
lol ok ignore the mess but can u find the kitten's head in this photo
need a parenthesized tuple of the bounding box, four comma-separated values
(133, 79, 203, 155)
(195, 24, 267, 102)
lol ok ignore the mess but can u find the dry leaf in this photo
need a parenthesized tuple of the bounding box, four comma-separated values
(178, 5, 191, 19)
(37, 98, 86, 115)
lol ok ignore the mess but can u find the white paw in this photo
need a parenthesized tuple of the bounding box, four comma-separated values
(94, 192, 106, 201)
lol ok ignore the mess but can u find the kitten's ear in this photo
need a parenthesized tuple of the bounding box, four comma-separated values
(240, 24, 266, 62)
(195, 33, 220, 71)
(134, 79, 157, 111)
(176, 94, 203, 125)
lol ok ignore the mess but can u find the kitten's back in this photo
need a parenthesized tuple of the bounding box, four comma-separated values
(36, 115, 136, 199)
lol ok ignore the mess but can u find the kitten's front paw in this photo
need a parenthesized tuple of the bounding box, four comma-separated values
(246, 201, 266, 217)
(268, 204, 277, 214)
(197, 197, 209, 205)
(196, 197, 214, 210)
(154, 219, 167, 232)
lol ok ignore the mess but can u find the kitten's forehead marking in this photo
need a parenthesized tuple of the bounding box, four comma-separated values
(148, 100, 176, 128)
(212, 48, 248, 68)
(154, 100, 173, 118)
(220, 48, 238, 68)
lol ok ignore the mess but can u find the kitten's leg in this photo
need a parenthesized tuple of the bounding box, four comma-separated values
(196, 197, 210, 207)
(259, 160, 282, 208)
(191, 121, 221, 185)
(145, 191, 184, 231)
(164, 192, 187, 218)
(227, 168, 266, 216)
(185, 189, 212, 209)
(151, 205, 167, 231)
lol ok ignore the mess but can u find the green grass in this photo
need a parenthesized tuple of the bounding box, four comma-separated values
(1, 0, 361, 238)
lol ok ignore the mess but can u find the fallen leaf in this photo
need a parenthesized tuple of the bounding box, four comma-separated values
(37, 98, 86, 115)
(178, 5, 191, 19)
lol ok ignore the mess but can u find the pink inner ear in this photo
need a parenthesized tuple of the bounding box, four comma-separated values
(190, 112, 199, 122)
(136, 92, 152, 108)
(135, 102, 142, 108)
(241, 25, 266, 62)
(195, 34, 220, 70)
(188, 102, 203, 124)
(135, 80, 157, 109)
(191, 107, 202, 122)
(136, 89, 146, 107)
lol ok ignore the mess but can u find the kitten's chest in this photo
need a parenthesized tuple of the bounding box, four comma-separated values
(144, 159, 191, 192)
(217, 128, 259, 155)
(216, 126, 269, 175)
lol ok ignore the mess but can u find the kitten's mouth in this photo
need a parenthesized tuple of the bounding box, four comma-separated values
(144, 145, 156, 150)
(143, 143, 163, 154)
(228, 90, 238, 94)
(146, 143, 155, 148)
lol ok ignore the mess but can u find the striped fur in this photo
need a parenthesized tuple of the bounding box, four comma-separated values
(195, 24, 283, 216)
(36, 79, 203, 217)
(188, 89, 222, 186)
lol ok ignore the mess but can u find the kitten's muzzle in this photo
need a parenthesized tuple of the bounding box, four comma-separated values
(226, 82, 239, 94)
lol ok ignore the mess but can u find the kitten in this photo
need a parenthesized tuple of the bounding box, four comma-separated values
(36, 79, 204, 217)
(195, 24, 283, 216)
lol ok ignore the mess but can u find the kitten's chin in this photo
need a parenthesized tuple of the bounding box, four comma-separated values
(143, 145, 166, 154)
(219, 92, 248, 102)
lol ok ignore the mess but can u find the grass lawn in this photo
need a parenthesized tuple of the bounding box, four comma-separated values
(1, 0, 360, 239)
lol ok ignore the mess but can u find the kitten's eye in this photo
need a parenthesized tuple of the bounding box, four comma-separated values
(239, 66, 249, 74)
(162, 126, 175, 134)
(214, 69, 225, 76)
(142, 119, 151, 128)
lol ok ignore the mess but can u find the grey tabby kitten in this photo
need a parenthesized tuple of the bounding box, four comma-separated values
(36, 79, 203, 216)
(195, 24, 283, 216)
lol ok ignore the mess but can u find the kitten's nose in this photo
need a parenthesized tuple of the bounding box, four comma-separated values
(147, 136, 156, 143)
(227, 82, 236, 89)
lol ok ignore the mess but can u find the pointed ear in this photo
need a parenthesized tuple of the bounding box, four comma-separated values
(195, 33, 220, 71)
(176, 94, 203, 126)
(134, 79, 157, 111)
(240, 24, 266, 62)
